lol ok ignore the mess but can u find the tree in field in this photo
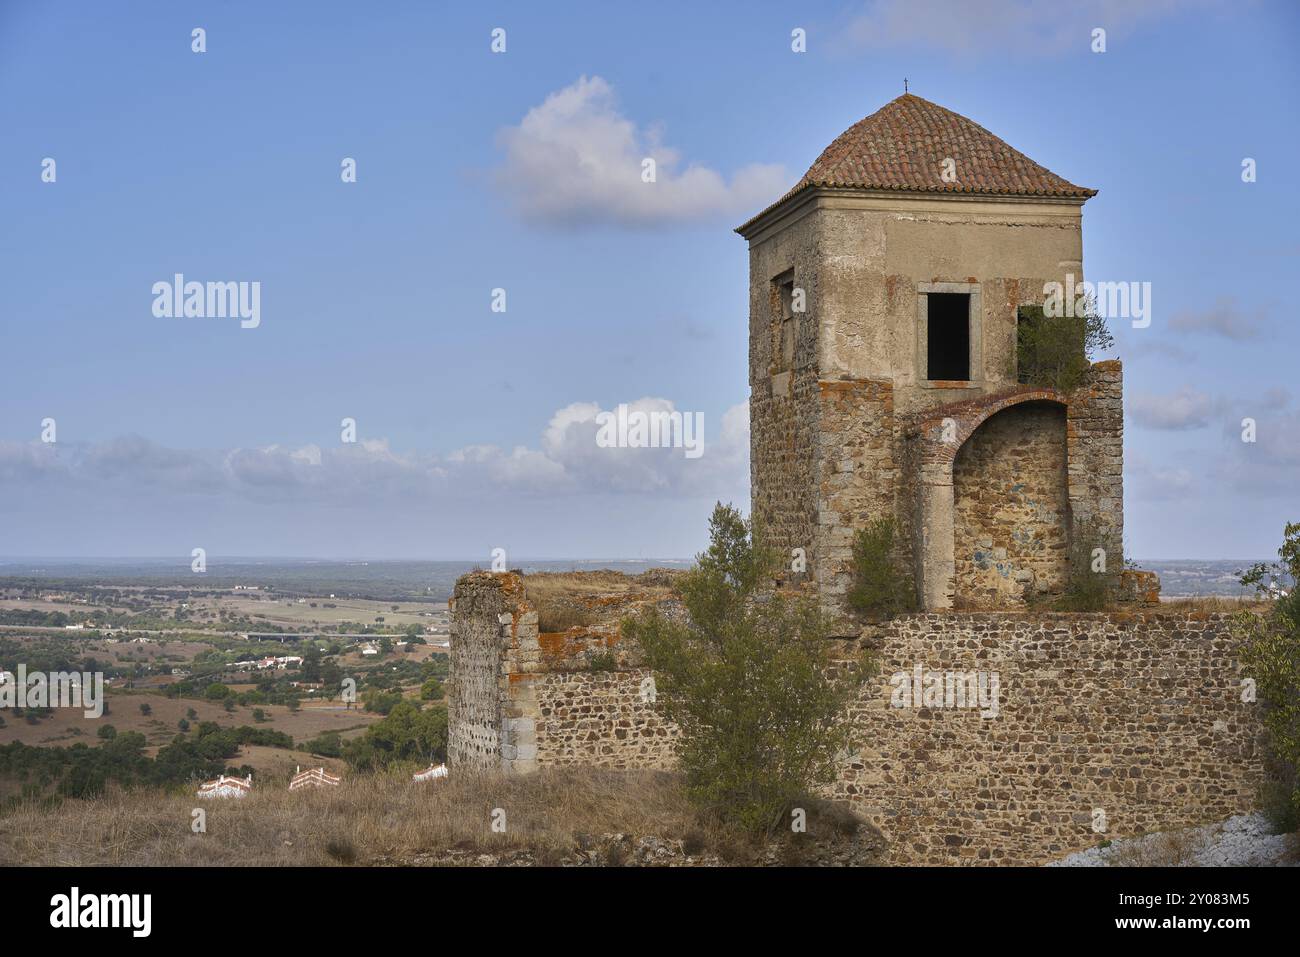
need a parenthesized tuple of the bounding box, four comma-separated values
(624, 503, 872, 835)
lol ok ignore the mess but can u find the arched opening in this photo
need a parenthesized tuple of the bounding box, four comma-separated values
(951, 400, 1068, 608)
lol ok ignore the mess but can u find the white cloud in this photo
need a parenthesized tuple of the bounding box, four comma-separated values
(1127, 452, 1195, 501)
(494, 76, 788, 227)
(1213, 392, 1300, 497)
(0, 398, 750, 504)
(1168, 298, 1267, 340)
(1129, 386, 1217, 430)
(0, 441, 64, 481)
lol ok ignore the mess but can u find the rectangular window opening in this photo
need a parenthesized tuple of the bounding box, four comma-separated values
(926, 292, 970, 381)
(771, 272, 795, 372)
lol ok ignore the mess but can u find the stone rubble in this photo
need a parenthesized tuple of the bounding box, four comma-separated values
(1047, 814, 1297, 867)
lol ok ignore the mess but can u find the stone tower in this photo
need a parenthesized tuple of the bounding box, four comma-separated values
(736, 94, 1124, 611)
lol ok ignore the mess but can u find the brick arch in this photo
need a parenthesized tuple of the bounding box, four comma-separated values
(912, 386, 1067, 468)
(909, 387, 1067, 610)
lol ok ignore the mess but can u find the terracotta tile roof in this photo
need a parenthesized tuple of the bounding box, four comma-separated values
(738, 94, 1095, 234)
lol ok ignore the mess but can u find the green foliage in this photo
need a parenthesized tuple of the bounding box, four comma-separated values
(304, 731, 343, 758)
(624, 503, 872, 835)
(362, 689, 404, 715)
(1014, 297, 1113, 393)
(97, 724, 117, 740)
(1237, 521, 1300, 830)
(342, 701, 446, 770)
(0, 721, 293, 800)
(419, 677, 444, 701)
(847, 518, 917, 620)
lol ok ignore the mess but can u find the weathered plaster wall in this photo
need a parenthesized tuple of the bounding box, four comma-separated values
(808, 195, 1084, 417)
(952, 402, 1069, 607)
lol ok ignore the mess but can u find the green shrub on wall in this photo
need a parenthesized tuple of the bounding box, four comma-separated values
(847, 518, 917, 620)
(1014, 296, 1113, 393)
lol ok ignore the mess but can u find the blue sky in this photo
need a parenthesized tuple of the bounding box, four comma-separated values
(1, 0, 1297, 560)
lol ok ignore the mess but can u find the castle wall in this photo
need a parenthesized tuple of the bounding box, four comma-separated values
(836, 612, 1264, 864)
(450, 575, 1265, 865)
(534, 670, 675, 770)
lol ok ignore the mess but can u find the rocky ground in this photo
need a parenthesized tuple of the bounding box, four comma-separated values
(1048, 814, 1298, 867)
(380, 827, 887, 867)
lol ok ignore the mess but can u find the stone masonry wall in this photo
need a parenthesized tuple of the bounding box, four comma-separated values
(749, 367, 820, 589)
(451, 575, 1265, 865)
(836, 612, 1264, 864)
(535, 670, 676, 770)
(813, 378, 905, 612)
(952, 402, 1069, 607)
(747, 208, 823, 589)
(1066, 359, 1124, 555)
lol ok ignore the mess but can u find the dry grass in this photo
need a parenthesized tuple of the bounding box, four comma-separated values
(1105, 826, 1213, 866)
(0, 767, 736, 867)
(1155, 595, 1270, 613)
(524, 570, 677, 633)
